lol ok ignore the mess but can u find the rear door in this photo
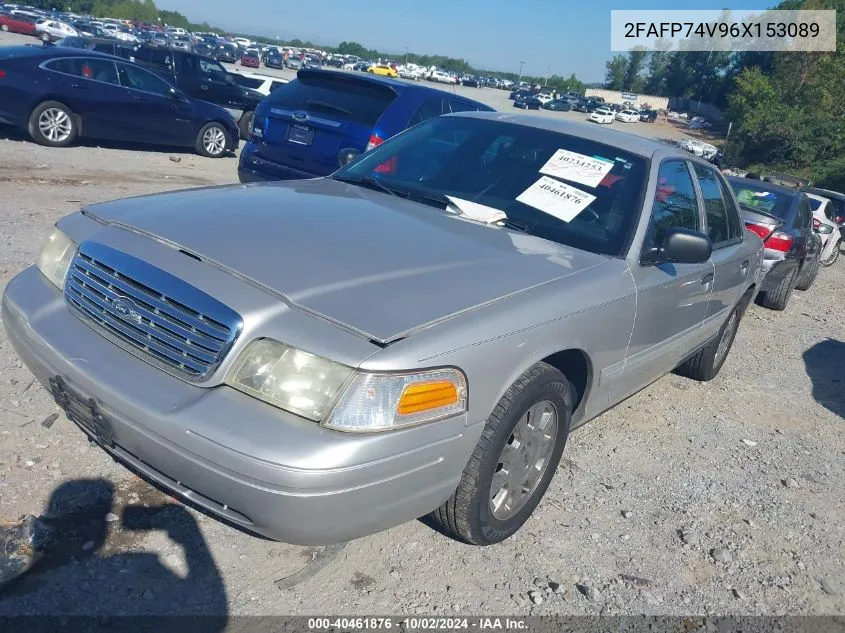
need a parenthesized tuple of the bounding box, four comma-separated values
(256, 71, 398, 176)
(42, 57, 130, 140)
(692, 163, 748, 319)
(795, 196, 821, 262)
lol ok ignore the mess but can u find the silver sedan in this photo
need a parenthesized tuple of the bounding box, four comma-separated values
(2, 113, 763, 546)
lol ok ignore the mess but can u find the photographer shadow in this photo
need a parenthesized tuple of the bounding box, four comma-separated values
(0, 478, 227, 624)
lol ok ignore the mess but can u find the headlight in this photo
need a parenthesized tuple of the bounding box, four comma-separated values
(225, 339, 354, 421)
(324, 368, 467, 432)
(226, 338, 468, 432)
(36, 227, 76, 290)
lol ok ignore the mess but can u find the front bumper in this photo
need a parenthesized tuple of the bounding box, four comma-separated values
(2, 267, 470, 544)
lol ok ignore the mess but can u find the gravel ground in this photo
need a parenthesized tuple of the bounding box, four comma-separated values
(0, 32, 843, 618)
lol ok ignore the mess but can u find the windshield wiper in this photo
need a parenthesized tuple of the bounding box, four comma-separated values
(334, 174, 403, 199)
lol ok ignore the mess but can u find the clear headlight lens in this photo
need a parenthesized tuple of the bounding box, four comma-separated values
(36, 228, 76, 290)
(324, 368, 467, 432)
(226, 339, 468, 432)
(225, 339, 354, 421)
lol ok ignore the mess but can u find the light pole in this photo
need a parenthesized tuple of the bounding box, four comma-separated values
(518, 60, 525, 85)
(544, 65, 551, 87)
(404, 47, 408, 64)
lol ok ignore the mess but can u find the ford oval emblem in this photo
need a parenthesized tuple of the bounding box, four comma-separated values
(292, 111, 308, 122)
(113, 297, 142, 324)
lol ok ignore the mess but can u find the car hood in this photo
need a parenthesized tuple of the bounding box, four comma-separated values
(83, 179, 608, 343)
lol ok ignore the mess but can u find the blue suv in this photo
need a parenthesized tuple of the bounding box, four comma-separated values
(238, 69, 494, 182)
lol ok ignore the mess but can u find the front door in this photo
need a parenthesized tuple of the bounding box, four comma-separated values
(116, 62, 194, 146)
(623, 160, 714, 395)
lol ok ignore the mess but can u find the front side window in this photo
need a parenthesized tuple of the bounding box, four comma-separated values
(642, 161, 700, 254)
(333, 116, 647, 256)
(118, 63, 172, 96)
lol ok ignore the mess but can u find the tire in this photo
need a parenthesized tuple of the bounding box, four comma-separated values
(794, 253, 820, 291)
(40, 32, 50, 42)
(675, 302, 743, 381)
(820, 240, 840, 267)
(28, 101, 77, 147)
(1, 24, 8, 32)
(430, 362, 572, 545)
(758, 267, 796, 311)
(237, 110, 254, 140)
(195, 122, 229, 158)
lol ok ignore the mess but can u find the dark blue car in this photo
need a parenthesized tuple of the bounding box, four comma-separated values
(238, 69, 494, 182)
(0, 46, 239, 157)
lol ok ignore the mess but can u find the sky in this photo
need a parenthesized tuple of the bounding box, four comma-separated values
(160, 1, 775, 82)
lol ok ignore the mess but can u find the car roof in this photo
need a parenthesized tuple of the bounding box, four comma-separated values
(298, 69, 492, 107)
(801, 186, 844, 201)
(726, 176, 805, 197)
(0, 44, 123, 61)
(453, 111, 695, 159)
(804, 192, 829, 203)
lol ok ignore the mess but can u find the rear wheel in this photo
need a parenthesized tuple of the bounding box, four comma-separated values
(795, 253, 820, 291)
(430, 362, 572, 545)
(820, 240, 840, 267)
(758, 267, 796, 311)
(40, 32, 50, 42)
(675, 303, 743, 381)
(1, 24, 9, 32)
(195, 122, 229, 158)
(28, 101, 77, 147)
(237, 110, 254, 140)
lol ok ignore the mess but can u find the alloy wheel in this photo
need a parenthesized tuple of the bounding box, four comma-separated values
(202, 127, 227, 156)
(490, 400, 558, 520)
(38, 108, 72, 143)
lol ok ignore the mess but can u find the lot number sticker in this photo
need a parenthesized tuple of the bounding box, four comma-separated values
(516, 176, 596, 222)
(539, 149, 614, 188)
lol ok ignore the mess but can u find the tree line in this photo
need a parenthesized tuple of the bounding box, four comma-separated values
(605, 0, 845, 190)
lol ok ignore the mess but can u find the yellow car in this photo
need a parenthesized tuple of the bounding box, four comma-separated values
(368, 64, 398, 78)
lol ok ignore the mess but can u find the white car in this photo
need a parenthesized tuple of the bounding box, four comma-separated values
(35, 19, 77, 42)
(230, 71, 288, 96)
(589, 108, 615, 124)
(429, 70, 456, 84)
(535, 93, 554, 105)
(805, 193, 842, 266)
(615, 109, 640, 123)
(164, 26, 187, 36)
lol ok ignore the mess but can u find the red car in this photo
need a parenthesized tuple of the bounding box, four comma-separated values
(240, 51, 260, 68)
(0, 12, 37, 36)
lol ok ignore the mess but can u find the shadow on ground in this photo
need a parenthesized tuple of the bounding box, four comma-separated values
(803, 339, 845, 419)
(0, 478, 227, 625)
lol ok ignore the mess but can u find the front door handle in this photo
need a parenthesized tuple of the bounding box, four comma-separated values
(701, 272, 714, 286)
(70, 83, 85, 89)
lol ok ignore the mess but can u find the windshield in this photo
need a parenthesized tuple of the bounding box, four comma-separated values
(334, 116, 647, 256)
(730, 181, 794, 219)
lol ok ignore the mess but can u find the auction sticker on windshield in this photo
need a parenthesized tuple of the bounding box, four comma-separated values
(539, 149, 615, 188)
(516, 176, 596, 222)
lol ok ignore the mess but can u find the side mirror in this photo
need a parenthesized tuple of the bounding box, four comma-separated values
(658, 227, 713, 264)
(338, 148, 361, 167)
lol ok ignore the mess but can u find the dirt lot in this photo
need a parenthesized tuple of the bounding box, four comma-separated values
(0, 32, 843, 618)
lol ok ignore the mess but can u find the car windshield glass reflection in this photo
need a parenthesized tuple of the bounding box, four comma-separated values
(334, 117, 647, 256)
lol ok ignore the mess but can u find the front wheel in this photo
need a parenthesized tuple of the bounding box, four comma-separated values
(195, 122, 229, 158)
(40, 32, 50, 42)
(430, 362, 572, 545)
(237, 110, 254, 140)
(1, 24, 9, 32)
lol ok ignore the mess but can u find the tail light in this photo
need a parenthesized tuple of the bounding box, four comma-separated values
(0, 70, 5, 79)
(765, 231, 795, 252)
(836, 216, 844, 225)
(365, 134, 384, 152)
(812, 217, 821, 230)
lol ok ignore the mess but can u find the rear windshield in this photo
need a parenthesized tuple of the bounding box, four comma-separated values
(264, 71, 397, 126)
(808, 198, 822, 211)
(729, 180, 795, 219)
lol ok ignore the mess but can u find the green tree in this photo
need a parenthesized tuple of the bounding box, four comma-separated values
(604, 54, 628, 90)
(622, 48, 648, 92)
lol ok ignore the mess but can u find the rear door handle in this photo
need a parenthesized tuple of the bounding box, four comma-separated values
(740, 260, 749, 275)
(701, 273, 714, 286)
(70, 83, 85, 89)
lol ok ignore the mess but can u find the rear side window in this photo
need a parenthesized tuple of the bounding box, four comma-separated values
(232, 75, 263, 89)
(448, 100, 479, 113)
(44, 57, 119, 85)
(266, 72, 397, 126)
(795, 199, 812, 229)
(409, 98, 444, 126)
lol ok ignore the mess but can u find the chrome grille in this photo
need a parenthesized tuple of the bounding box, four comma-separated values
(64, 241, 242, 380)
